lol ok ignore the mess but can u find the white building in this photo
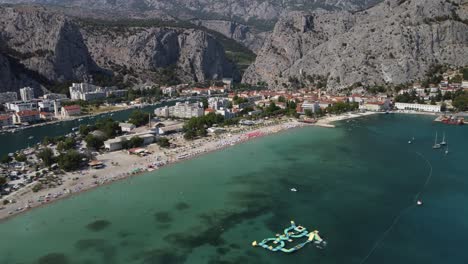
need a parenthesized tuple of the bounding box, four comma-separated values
(69, 83, 125, 101)
(154, 102, 204, 119)
(216, 109, 236, 119)
(19, 87, 34, 101)
(0, 92, 18, 104)
(208, 97, 230, 110)
(43, 93, 68, 100)
(301, 101, 320, 113)
(359, 102, 385, 112)
(119, 122, 136, 132)
(394, 103, 441, 112)
(5, 101, 37, 112)
(38, 100, 61, 112)
(462, 81, 468, 89)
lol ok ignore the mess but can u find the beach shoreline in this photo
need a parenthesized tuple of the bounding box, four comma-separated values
(0, 111, 381, 221)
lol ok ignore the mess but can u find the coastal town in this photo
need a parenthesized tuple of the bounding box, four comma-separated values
(1, 67, 468, 219)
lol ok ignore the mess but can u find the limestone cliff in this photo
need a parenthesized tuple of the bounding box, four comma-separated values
(243, 0, 468, 89)
(0, 5, 238, 93)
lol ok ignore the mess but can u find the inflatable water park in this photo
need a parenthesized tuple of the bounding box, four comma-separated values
(252, 221, 327, 253)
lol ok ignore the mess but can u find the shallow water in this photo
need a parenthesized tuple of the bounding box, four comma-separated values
(1, 114, 467, 264)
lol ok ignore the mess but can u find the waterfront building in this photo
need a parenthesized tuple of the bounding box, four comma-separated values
(154, 102, 204, 119)
(394, 102, 441, 112)
(39, 112, 55, 120)
(0, 92, 18, 104)
(157, 124, 184, 135)
(119, 122, 136, 132)
(61, 105, 81, 118)
(359, 102, 388, 112)
(38, 100, 61, 112)
(19, 87, 34, 101)
(301, 101, 321, 113)
(69, 83, 126, 101)
(5, 101, 38, 112)
(13, 110, 40, 124)
(104, 134, 155, 151)
(0, 114, 13, 127)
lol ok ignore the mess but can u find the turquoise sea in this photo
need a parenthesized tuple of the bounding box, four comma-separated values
(1, 114, 467, 264)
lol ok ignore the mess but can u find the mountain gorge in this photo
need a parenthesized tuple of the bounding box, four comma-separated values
(243, 0, 468, 89)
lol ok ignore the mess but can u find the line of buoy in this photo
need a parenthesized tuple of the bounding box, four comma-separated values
(359, 151, 433, 264)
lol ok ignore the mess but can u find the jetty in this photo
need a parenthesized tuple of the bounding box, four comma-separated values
(252, 221, 326, 253)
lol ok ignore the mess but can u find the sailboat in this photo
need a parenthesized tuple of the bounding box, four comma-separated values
(433, 132, 441, 149)
(445, 141, 449, 155)
(440, 132, 447, 146)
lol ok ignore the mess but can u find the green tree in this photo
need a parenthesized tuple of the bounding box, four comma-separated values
(32, 183, 43, 192)
(156, 137, 170, 148)
(304, 109, 313, 117)
(0, 176, 6, 186)
(57, 137, 76, 152)
(79, 124, 92, 136)
(278, 96, 286, 103)
(450, 74, 463, 84)
(85, 135, 104, 150)
(15, 154, 27, 162)
(57, 150, 84, 171)
(128, 136, 144, 148)
(128, 110, 151, 127)
(453, 92, 468, 111)
(37, 148, 56, 167)
(201, 98, 209, 109)
(1, 155, 12, 164)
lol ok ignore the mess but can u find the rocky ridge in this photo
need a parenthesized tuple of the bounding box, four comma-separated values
(243, 0, 468, 89)
(0, 5, 238, 93)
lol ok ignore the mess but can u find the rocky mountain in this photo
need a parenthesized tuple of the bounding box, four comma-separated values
(0, 0, 383, 24)
(243, 0, 468, 89)
(192, 19, 268, 53)
(0, 5, 238, 93)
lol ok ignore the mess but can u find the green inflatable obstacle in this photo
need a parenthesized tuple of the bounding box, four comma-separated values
(252, 221, 326, 253)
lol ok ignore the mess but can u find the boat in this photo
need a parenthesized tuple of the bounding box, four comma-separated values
(417, 200, 423, 206)
(28, 136, 34, 140)
(445, 142, 449, 155)
(290, 188, 297, 192)
(440, 132, 446, 146)
(441, 116, 464, 125)
(432, 132, 441, 149)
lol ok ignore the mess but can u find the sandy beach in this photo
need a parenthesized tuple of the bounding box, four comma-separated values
(0, 112, 378, 221)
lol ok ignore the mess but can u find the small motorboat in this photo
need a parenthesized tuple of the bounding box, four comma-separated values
(408, 141, 412, 144)
(290, 188, 297, 192)
(417, 200, 423, 206)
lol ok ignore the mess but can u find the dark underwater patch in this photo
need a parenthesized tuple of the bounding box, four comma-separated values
(138, 249, 186, 264)
(175, 202, 190, 210)
(75, 239, 116, 264)
(36, 253, 69, 264)
(164, 204, 270, 250)
(86, 219, 111, 232)
(154, 211, 173, 223)
(216, 247, 230, 255)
